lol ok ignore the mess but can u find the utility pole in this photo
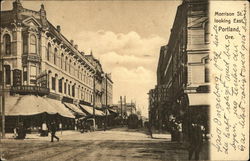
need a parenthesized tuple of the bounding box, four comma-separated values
(120, 96, 122, 125)
(124, 96, 126, 119)
(1, 50, 5, 139)
(105, 73, 108, 131)
(131, 100, 133, 114)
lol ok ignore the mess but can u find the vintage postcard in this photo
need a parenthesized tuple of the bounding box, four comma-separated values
(0, 0, 249, 160)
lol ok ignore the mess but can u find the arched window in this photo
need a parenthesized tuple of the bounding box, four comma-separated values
(61, 53, 64, 69)
(3, 34, 11, 55)
(54, 48, 57, 65)
(65, 57, 68, 71)
(30, 35, 37, 54)
(74, 62, 76, 76)
(69, 59, 72, 74)
(47, 43, 51, 61)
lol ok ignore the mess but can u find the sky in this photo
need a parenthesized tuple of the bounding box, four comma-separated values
(1, 0, 181, 117)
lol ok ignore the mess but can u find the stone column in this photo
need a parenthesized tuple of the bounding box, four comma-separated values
(16, 27, 22, 70)
(40, 31, 47, 72)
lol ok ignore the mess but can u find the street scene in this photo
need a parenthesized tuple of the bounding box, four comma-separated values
(1, 127, 208, 161)
(1, 0, 210, 160)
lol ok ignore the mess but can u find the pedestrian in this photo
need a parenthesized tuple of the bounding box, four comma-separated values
(13, 126, 18, 138)
(188, 123, 203, 160)
(41, 122, 48, 136)
(50, 121, 59, 142)
(148, 122, 153, 138)
(59, 122, 62, 135)
(102, 122, 105, 131)
(16, 122, 26, 139)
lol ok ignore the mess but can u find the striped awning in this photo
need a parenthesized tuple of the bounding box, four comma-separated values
(79, 104, 105, 116)
(63, 102, 86, 116)
(5, 95, 75, 118)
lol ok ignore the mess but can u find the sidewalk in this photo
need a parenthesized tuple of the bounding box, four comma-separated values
(4, 130, 80, 140)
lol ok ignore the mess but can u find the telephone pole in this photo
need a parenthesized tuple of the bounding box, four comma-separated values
(124, 96, 126, 119)
(131, 100, 133, 114)
(105, 73, 108, 131)
(120, 96, 123, 125)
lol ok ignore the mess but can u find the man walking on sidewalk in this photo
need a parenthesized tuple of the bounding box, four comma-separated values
(188, 115, 203, 160)
(50, 121, 59, 142)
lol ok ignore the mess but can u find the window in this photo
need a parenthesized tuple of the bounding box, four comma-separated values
(30, 35, 37, 54)
(54, 48, 57, 65)
(52, 77, 56, 90)
(205, 67, 209, 82)
(61, 54, 64, 69)
(68, 84, 71, 95)
(204, 22, 209, 44)
(64, 82, 67, 94)
(5, 65, 11, 85)
(30, 66, 37, 85)
(3, 34, 11, 55)
(81, 88, 83, 99)
(72, 85, 75, 97)
(59, 79, 62, 93)
(69, 59, 72, 74)
(65, 57, 68, 71)
(47, 43, 51, 61)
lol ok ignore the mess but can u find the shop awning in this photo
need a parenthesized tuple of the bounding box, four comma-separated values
(63, 102, 86, 116)
(5, 95, 74, 118)
(108, 108, 117, 113)
(79, 104, 105, 116)
(45, 98, 75, 118)
(187, 93, 210, 106)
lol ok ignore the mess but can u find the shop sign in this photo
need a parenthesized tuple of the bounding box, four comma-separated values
(13, 69, 22, 86)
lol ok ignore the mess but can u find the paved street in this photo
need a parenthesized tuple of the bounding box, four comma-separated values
(1, 128, 208, 161)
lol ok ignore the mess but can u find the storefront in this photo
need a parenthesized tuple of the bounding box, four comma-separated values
(5, 95, 75, 133)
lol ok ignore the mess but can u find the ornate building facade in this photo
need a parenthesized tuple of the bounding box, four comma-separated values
(0, 0, 113, 132)
(148, 0, 209, 138)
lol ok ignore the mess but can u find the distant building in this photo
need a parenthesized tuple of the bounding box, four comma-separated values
(148, 0, 209, 136)
(112, 102, 136, 118)
(102, 73, 113, 107)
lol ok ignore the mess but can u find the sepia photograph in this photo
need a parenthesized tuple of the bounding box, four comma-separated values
(0, 0, 248, 160)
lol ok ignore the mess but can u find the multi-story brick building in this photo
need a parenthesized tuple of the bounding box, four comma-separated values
(0, 0, 113, 132)
(148, 0, 209, 138)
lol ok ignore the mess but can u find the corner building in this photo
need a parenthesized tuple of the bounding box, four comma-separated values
(148, 0, 210, 140)
(0, 0, 113, 132)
